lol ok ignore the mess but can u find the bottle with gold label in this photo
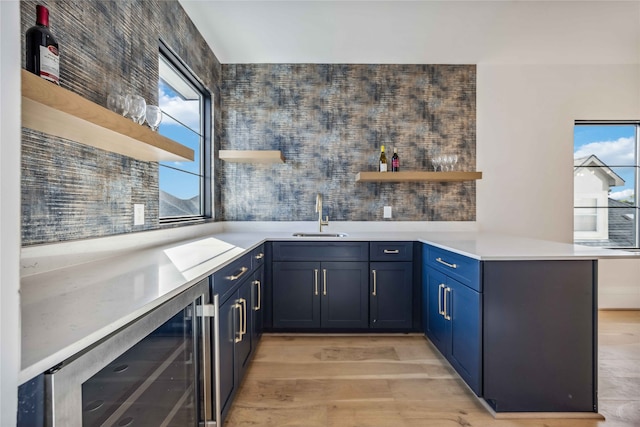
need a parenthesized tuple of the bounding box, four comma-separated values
(379, 146, 388, 172)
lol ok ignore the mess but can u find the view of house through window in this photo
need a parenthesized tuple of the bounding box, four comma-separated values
(574, 122, 639, 248)
(158, 46, 211, 221)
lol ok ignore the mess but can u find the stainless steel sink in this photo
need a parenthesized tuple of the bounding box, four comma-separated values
(292, 232, 349, 237)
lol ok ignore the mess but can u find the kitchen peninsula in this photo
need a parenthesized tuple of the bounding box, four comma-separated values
(19, 222, 636, 424)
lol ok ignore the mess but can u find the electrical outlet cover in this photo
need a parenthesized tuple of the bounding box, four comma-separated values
(134, 204, 145, 225)
(383, 206, 392, 218)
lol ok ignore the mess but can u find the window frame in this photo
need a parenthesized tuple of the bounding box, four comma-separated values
(158, 40, 212, 223)
(573, 120, 640, 249)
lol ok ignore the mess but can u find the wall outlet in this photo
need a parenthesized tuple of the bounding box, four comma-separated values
(383, 206, 392, 218)
(134, 204, 145, 226)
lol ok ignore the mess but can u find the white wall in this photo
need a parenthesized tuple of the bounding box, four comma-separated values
(0, 2, 22, 425)
(477, 63, 640, 308)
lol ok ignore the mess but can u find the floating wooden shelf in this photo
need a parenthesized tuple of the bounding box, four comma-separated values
(219, 150, 285, 163)
(21, 70, 194, 162)
(356, 171, 483, 182)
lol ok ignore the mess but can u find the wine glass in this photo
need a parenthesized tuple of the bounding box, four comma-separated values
(145, 105, 162, 131)
(128, 95, 146, 125)
(432, 156, 442, 171)
(107, 84, 129, 116)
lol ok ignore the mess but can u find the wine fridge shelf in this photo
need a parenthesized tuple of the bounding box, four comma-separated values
(21, 69, 194, 162)
(219, 150, 286, 163)
(355, 171, 483, 182)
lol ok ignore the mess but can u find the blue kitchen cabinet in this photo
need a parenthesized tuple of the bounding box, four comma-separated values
(370, 261, 413, 329)
(369, 242, 414, 330)
(272, 261, 369, 329)
(213, 248, 263, 423)
(321, 261, 369, 329)
(271, 242, 370, 330)
(423, 244, 482, 395)
(272, 261, 322, 328)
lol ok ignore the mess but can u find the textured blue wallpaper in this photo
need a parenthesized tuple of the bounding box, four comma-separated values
(221, 64, 477, 222)
(20, 0, 222, 245)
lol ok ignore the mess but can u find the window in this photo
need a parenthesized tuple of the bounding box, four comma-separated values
(573, 122, 639, 248)
(158, 42, 211, 222)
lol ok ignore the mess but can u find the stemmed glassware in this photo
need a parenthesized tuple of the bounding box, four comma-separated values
(145, 105, 162, 131)
(107, 84, 129, 116)
(431, 155, 458, 171)
(128, 95, 146, 125)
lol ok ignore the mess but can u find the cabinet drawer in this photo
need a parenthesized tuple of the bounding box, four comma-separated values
(370, 241, 413, 261)
(272, 242, 368, 262)
(213, 253, 252, 301)
(252, 244, 265, 269)
(425, 245, 481, 292)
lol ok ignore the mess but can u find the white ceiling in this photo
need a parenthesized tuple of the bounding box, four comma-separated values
(179, 1, 640, 64)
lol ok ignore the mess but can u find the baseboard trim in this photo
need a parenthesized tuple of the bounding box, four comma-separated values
(479, 399, 605, 420)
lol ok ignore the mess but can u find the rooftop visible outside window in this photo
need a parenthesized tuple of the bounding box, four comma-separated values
(573, 122, 639, 249)
(158, 43, 211, 222)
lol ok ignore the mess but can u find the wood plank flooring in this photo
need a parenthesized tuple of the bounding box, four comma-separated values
(225, 311, 640, 427)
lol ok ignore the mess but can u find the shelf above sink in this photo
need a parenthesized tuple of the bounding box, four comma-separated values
(219, 150, 285, 163)
(356, 171, 482, 182)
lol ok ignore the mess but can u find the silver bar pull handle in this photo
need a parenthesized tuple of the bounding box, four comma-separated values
(444, 287, 452, 321)
(323, 269, 327, 296)
(372, 270, 377, 296)
(383, 249, 400, 254)
(226, 266, 248, 281)
(199, 294, 221, 425)
(314, 269, 319, 296)
(253, 280, 261, 311)
(234, 301, 243, 343)
(241, 298, 247, 336)
(436, 257, 458, 269)
(200, 295, 212, 422)
(255, 252, 264, 260)
(438, 284, 445, 316)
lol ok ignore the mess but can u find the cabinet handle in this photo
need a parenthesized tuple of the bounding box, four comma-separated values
(372, 270, 377, 296)
(443, 287, 452, 321)
(255, 252, 264, 260)
(323, 269, 327, 296)
(383, 249, 400, 254)
(438, 284, 445, 316)
(253, 280, 261, 311)
(234, 301, 243, 343)
(314, 269, 319, 296)
(241, 298, 247, 336)
(226, 266, 248, 281)
(436, 257, 458, 269)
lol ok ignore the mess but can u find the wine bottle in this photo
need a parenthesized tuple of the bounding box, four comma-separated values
(26, 5, 60, 84)
(379, 146, 388, 172)
(391, 147, 399, 172)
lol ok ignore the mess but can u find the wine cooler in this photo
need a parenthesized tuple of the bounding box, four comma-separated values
(44, 279, 222, 426)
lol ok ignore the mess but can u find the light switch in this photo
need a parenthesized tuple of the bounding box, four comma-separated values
(383, 206, 392, 218)
(134, 204, 145, 225)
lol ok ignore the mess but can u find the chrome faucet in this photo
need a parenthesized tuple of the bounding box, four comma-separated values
(316, 193, 329, 232)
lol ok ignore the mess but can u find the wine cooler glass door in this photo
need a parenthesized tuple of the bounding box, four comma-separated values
(45, 279, 209, 427)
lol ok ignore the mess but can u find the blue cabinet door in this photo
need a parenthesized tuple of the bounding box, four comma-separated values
(370, 261, 413, 329)
(321, 262, 369, 329)
(424, 268, 451, 356)
(272, 262, 321, 329)
(218, 294, 237, 419)
(236, 280, 253, 382)
(448, 277, 482, 395)
(251, 267, 264, 344)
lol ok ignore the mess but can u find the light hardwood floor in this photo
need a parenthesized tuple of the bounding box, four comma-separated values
(225, 311, 640, 427)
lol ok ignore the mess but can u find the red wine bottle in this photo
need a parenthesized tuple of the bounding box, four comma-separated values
(26, 5, 59, 84)
(391, 147, 399, 172)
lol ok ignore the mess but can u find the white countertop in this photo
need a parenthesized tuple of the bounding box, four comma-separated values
(19, 222, 637, 383)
